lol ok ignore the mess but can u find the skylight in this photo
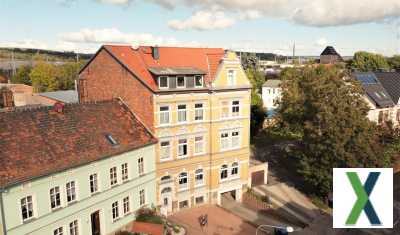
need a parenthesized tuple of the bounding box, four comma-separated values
(355, 73, 378, 85)
(105, 134, 119, 146)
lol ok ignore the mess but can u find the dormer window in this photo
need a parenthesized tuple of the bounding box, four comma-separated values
(228, 70, 236, 86)
(159, 76, 169, 89)
(177, 76, 185, 88)
(195, 75, 203, 88)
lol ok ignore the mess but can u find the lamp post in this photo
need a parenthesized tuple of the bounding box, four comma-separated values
(256, 224, 294, 235)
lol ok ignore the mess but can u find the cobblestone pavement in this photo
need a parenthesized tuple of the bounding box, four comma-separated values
(168, 205, 264, 235)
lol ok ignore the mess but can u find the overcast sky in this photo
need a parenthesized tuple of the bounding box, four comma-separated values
(1, 0, 400, 56)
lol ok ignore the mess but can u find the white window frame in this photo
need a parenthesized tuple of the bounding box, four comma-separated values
(177, 138, 188, 158)
(54, 226, 64, 235)
(159, 105, 170, 125)
(231, 100, 240, 117)
(69, 219, 79, 235)
(195, 169, 204, 186)
(231, 130, 240, 149)
(177, 104, 187, 123)
(194, 103, 204, 121)
(89, 173, 98, 194)
(110, 167, 118, 186)
(66, 181, 77, 203)
(194, 135, 205, 155)
(20, 195, 34, 221)
(176, 76, 186, 88)
(231, 162, 239, 178)
(220, 164, 229, 181)
(178, 172, 189, 191)
(195, 75, 203, 88)
(121, 163, 129, 182)
(158, 76, 169, 89)
(123, 196, 130, 215)
(139, 189, 146, 206)
(50, 186, 62, 210)
(138, 157, 144, 176)
(227, 69, 236, 86)
(220, 132, 230, 151)
(221, 101, 230, 119)
(112, 201, 119, 221)
(160, 140, 172, 161)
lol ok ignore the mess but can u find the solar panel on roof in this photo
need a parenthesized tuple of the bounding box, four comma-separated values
(355, 73, 378, 85)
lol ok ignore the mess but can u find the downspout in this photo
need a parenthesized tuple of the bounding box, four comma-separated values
(209, 90, 213, 204)
(0, 189, 7, 235)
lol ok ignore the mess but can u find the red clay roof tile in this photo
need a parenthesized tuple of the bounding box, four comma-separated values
(103, 45, 225, 90)
(0, 100, 157, 188)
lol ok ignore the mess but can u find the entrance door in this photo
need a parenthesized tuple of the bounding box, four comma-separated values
(91, 210, 101, 235)
(160, 187, 172, 216)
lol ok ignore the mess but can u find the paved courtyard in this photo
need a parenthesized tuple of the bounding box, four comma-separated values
(168, 205, 263, 235)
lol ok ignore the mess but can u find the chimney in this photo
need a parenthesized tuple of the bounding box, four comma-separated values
(0, 87, 14, 108)
(53, 102, 65, 113)
(151, 46, 159, 60)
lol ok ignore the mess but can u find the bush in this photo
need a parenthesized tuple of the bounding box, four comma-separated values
(135, 207, 164, 224)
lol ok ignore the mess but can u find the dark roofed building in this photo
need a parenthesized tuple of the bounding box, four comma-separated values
(320, 46, 343, 64)
(0, 99, 157, 188)
(374, 72, 400, 104)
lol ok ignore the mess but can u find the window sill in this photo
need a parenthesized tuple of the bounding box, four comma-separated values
(178, 187, 189, 192)
(124, 212, 132, 217)
(177, 155, 188, 160)
(51, 206, 63, 212)
(159, 158, 173, 162)
(195, 183, 205, 188)
(91, 191, 101, 196)
(113, 218, 121, 223)
(22, 217, 36, 224)
(67, 200, 78, 206)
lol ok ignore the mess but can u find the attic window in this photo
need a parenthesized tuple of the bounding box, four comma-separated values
(159, 76, 168, 89)
(195, 75, 203, 87)
(106, 134, 119, 146)
(177, 76, 185, 88)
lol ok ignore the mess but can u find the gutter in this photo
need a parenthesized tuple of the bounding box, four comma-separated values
(0, 189, 7, 235)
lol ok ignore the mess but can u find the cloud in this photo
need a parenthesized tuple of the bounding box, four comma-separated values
(0, 40, 49, 50)
(315, 38, 329, 47)
(59, 28, 179, 47)
(168, 10, 235, 31)
(96, 0, 400, 27)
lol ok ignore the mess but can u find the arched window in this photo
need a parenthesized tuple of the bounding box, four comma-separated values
(178, 172, 188, 190)
(231, 162, 239, 177)
(160, 175, 171, 183)
(195, 169, 204, 186)
(220, 164, 228, 180)
(161, 187, 172, 194)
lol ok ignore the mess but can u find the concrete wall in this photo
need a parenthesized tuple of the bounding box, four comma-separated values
(1, 145, 157, 235)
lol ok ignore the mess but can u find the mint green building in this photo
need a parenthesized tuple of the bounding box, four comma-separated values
(0, 100, 158, 235)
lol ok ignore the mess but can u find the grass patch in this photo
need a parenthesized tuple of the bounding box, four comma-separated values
(135, 214, 164, 224)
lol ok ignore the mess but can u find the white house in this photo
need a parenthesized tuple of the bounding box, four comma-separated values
(262, 79, 282, 111)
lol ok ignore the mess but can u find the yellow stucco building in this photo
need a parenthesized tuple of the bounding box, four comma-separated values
(79, 45, 252, 215)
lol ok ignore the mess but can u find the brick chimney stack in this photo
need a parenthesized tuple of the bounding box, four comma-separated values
(0, 87, 14, 108)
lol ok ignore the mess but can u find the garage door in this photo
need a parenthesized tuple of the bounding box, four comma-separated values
(251, 170, 264, 187)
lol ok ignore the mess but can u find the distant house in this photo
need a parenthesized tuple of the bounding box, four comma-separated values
(262, 79, 282, 111)
(0, 84, 78, 110)
(320, 46, 343, 64)
(38, 90, 78, 104)
(0, 100, 158, 235)
(353, 72, 400, 125)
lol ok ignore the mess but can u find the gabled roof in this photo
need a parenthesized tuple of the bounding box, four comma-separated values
(263, 79, 281, 88)
(374, 72, 400, 104)
(353, 72, 395, 108)
(94, 45, 225, 91)
(321, 46, 341, 56)
(0, 100, 157, 188)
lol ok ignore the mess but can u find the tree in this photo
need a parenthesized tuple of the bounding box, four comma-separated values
(277, 65, 391, 196)
(387, 55, 400, 70)
(11, 65, 32, 85)
(241, 52, 258, 71)
(30, 62, 59, 92)
(58, 61, 85, 90)
(350, 51, 390, 72)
